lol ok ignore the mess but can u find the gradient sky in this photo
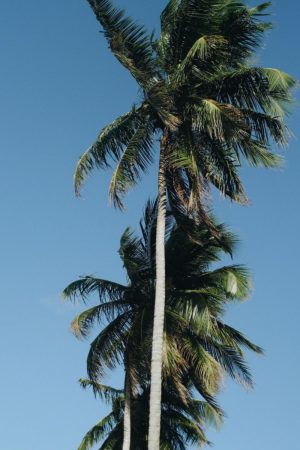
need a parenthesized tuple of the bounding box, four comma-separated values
(0, 1, 299, 449)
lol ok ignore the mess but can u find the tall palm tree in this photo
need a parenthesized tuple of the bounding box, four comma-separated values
(73, 2, 295, 447)
(64, 201, 262, 447)
(77, 378, 220, 449)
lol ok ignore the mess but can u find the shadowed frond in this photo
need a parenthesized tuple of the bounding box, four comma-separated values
(79, 378, 123, 403)
(74, 107, 144, 195)
(71, 301, 132, 338)
(87, 0, 158, 86)
(78, 412, 118, 450)
(87, 312, 132, 379)
(63, 276, 127, 303)
(216, 322, 264, 354)
(109, 118, 155, 208)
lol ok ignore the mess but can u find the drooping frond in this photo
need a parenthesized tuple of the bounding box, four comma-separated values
(87, 0, 158, 86)
(78, 412, 118, 450)
(98, 422, 123, 449)
(63, 276, 127, 304)
(87, 312, 132, 379)
(196, 66, 296, 114)
(71, 301, 131, 338)
(249, 2, 272, 16)
(119, 227, 146, 280)
(216, 322, 264, 354)
(79, 378, 123, 403)
(146, 80, 181, 130)
(159, 0, 272, 71)
(109, 117, 155, 208)
(204, 340, 253, 389)
(198, 265, 251, 300)
(197, 140, 246, 202)
(232, 138, 283, 168)
(242, 110, 289, 146)
(74, 107, 144, 195)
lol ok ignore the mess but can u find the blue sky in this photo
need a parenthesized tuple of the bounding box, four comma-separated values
(0, 1, 299, 449)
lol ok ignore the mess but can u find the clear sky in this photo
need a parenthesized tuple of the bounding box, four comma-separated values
(0, 1, 299, 449)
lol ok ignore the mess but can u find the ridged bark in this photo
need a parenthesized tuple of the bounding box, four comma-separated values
(148, 134, 167, 450)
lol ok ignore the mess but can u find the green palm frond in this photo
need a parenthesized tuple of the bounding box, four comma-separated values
(192, 400, 223, 429)
(146, 81, 181, 130)
(216, 322, 263, 354)
(173, 34, 228, 84)
(75, 0, 295, 212)
(63, 276, 127, 303)
(87, 312, 132, 379)
(249, 2, 272, 16)
(119, 227, 146, 279)
(79, 378, 123, 403)
(160, 0, 271, 70)
(87, 0, 158, 86)
(78, 412, 117, 450)
(233, 138, 283, 168)
(139, 198, 158, 271)
(109, 118, 155, 208)
(65, 203, 261, 400)
(218, 1, 272, 56)
(197, 141, 246, 202)
(181, 334, 221, 394)
(71, 301, 131, 338)
(198, 265, 251, 300)
(197, 66, 295, 113)
(74, 108, 143, 195)
(200, 338, 253, 388)
(98, 422, 123, 449)
(242, 110, 288, 146)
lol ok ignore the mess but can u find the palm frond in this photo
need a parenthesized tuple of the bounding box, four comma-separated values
(146, 81, 181, 130)
(173, 34, 228, 84)
(216, 322, 263, 354)
(78, 412, 117, 450)
(242, 110, 289, 146)
(74, 108, 144, 195)
(87, 312, 132, 379)
(109, 118, 155, 208)
(119, 227, 146, 280)
(79, 378, 123, 403)
(200, 338, 253, 389)
(63, 276, 127, 304)
(98, 422, 123, 449)
(198, 265, 251, 300)
(71, 301, 131, 338)
(87, 0, 158, 86)
(233, 138, 283, 168)
(249, 2, 272, 16)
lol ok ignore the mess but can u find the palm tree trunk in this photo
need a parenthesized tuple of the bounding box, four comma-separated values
(148, 133, 168, 450)
(122, 372, 131, 450)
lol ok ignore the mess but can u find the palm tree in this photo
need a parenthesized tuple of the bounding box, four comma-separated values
(64, 201, 262, 447)
(73, 2, 295, 447)
(76, 378, 220, 449)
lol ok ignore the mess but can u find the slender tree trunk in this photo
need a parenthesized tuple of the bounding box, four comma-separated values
(122, 372, 131, 450)
(148, 133, 168, 450)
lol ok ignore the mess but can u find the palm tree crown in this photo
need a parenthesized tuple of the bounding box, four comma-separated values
(70, 2, 294, 447)
(64, 201, 262, 445)
(77, 378, 220, 450)
(75, 0, 295, 211)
